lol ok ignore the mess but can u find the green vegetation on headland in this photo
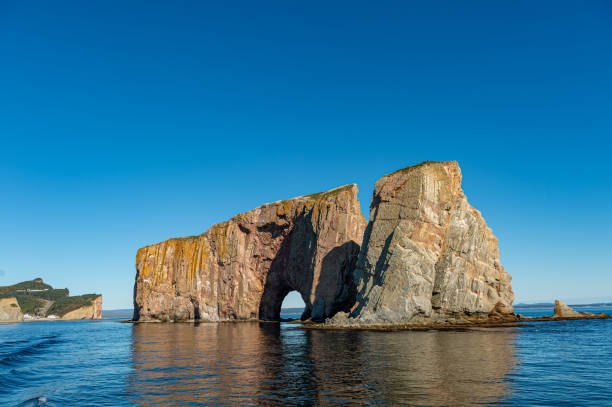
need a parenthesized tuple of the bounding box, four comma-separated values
(2, 278, 52, 291)
(13, 295, 45, 315)
(0, 278, 100, 317)
(48, 294, 100, 316)
(305, 184, 354, 201)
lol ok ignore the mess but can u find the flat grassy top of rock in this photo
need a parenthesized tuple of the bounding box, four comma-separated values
(304, 184, 356, 201)
(382, 160, 458, 178)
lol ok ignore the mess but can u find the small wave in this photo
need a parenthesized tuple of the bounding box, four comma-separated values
(0, 339, 32, 347)
(17, 396, 48, 406)
(0, 336, 62, 368)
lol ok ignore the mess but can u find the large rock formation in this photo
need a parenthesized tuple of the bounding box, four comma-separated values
(61, 295, 103, 320)
(331, 161, 514, 325)
(133, 161, 516, 326)
(134, 185, 367, 322)
(0, 297, 24, 322)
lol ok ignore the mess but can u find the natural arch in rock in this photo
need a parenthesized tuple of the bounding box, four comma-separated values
(257, 237, 361, 322)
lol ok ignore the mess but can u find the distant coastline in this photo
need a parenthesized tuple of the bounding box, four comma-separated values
(101, 309, 133, 319)
(514, 302, 612, 309)
(103, 305, 612, 315)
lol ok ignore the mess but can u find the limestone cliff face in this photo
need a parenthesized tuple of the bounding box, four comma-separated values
(0, 297, 23, 322)
(335, 161, 513, 324)
(134, 185, 367, 322)
(61, 295, 102, 320)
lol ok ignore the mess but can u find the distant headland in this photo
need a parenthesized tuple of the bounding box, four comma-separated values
(0, 278, 102, 322)
(514, 302, 612, 309)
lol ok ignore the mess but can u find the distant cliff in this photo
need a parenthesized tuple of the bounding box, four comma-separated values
(134, 184, 367, 322)
(0, 278, 102, 321)
(60, 295, 102, 320)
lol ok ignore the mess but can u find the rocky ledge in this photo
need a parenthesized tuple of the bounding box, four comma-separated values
(550, 300, 609, 319)
(303, 300, 610, 332)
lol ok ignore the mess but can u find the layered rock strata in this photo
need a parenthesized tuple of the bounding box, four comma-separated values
(330, 161, 514, 325)
(0, 297, 23, 322)
(134, 185, 367, 322)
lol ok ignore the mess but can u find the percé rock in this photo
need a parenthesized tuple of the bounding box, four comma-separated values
(134, 185, 367, 322)
(0, 297, 24, 322)
(331, 161, 514, 325)
(61, 295, 103, 320)
(553, 300, 593, 318)
(133, 161, 515, 326)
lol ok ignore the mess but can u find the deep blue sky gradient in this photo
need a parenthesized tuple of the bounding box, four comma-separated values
(1, 1, 610, 308)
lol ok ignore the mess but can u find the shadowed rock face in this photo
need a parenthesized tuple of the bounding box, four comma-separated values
(134, 185, 367, 322)
(334, 161, 513, 324)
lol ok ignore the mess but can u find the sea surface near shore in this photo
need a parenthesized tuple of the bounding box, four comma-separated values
(1, 307, 611, 406)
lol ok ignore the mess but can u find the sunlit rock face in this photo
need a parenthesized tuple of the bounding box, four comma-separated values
(134, 185, 367, 322)
(553, 300, 594, 318)
(61, 295, 102, 320)
(134, 161, 514, 325)
(339, 161, 513, 324)
(0, 297, 23, 322)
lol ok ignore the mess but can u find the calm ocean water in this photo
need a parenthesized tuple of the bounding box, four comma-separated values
(1, 307, 611, 406)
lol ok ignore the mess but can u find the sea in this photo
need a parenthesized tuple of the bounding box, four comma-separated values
(1, 307, 611, 406)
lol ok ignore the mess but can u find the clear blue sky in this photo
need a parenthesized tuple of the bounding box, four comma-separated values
(1, 1, 610, 309)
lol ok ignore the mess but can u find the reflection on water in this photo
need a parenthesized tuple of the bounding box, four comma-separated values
(4, 310, 611, 406)
(128, 323, 518, 406)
